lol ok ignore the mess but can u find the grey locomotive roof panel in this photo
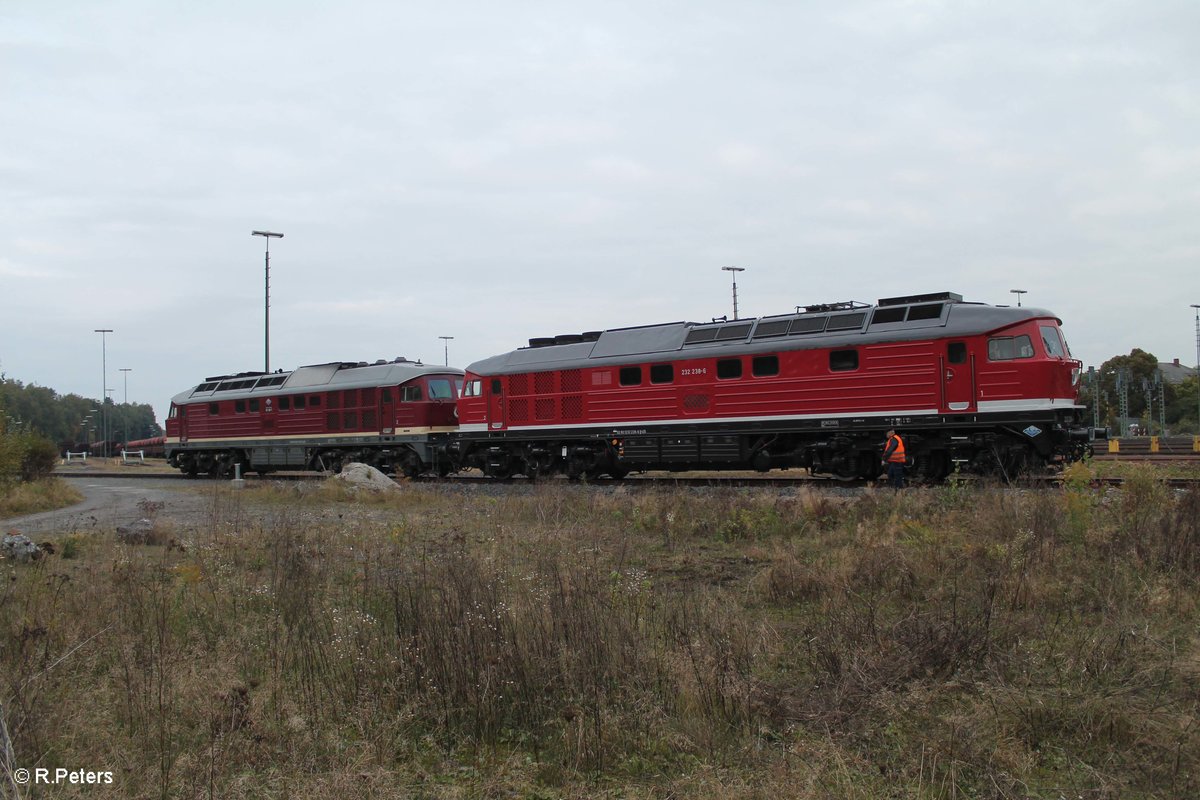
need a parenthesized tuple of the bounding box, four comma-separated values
(173, 360, 463, 405)
(466, 297, 1060, 376)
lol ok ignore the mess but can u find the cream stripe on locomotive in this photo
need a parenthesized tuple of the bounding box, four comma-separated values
(459, 397, 1079, 435)
(177, 426, 458, 445)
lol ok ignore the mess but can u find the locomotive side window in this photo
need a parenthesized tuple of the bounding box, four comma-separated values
(619, 366, 642, 386)
(830, 350, 859, 371)
(870, 306, 906, 325)
(294, 396, 306, 410)
(309, 395, 321, 407)
(209, 403, 219, 415)
(948, 342, 967, 364)
(235, 400, 246, 414)
(907, 303, 943, 321)
(381, 388, 392, 403)
(491, 379, 502, 394)
(716, 358, 743, 379)
(753, 319, 791, 338)
(789, 316, 826, 335)
(1039, 326, 1066, 358)
(427, 379, 454, 399)
(752, 355, 780, 377)
(827, 312, 867, 331)
(401, 385, 423, 402)
(988, 335, 1034, 361)
(715, 323, 752, 341)
(249, 399, 260, 412)
(279, 396, 291, 411)
(650, 364, 673, 384)
(464, 380, 482, 397)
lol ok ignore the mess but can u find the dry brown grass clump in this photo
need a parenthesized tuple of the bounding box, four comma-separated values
(0, 477, 83, 519)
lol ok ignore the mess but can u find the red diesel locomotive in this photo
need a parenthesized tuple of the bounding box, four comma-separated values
(165, 359, 461, 477)
(455, 292, 1089, 480)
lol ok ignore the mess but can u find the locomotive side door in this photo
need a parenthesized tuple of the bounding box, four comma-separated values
(942, 341, 976, 412)
(487, 378, 506, 430)
(381, 386, 395, 432)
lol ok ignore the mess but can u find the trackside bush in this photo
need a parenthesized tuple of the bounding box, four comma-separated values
(0, 430, 59, 484)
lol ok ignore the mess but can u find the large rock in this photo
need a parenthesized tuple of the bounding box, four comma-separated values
(330, 462, 400, 492)
(2, 533, 42, 563)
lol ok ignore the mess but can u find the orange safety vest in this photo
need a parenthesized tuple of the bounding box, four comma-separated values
(885, 434, 906, 464)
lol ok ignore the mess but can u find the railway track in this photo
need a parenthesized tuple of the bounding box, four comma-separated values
(55, 469, 1200, 490)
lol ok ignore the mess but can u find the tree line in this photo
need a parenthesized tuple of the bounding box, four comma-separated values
(1083, 349, 1199, 435)
(0, 375, 161, 446)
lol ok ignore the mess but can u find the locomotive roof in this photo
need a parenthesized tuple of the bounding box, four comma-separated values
(466, 293, 1063, 376)
(172, 359, 463, 405)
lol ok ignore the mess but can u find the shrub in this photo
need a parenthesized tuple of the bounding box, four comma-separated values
(19, 433, 59, 481)
(0, 430, 59, 483)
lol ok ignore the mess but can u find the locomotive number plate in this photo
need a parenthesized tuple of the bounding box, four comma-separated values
(681, 367, 707, 376)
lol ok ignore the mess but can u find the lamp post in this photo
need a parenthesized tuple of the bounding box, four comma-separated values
(120, 368, 131, 450)
(1010, 289, 1027, 307)
(252, 230, 284, 373)
(94, 328, 112, 458)
(1191, 304, 1200, 432)
(722, 266, 746, 320)
(438, 336, 454, 367)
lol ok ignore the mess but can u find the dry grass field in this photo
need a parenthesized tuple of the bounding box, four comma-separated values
(2, 463, 1199, 798)
(0, 478, 83, 519)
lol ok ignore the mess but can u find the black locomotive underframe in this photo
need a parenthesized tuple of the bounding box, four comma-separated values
(457, 409, 1090, 481)
(167, 432, 455, 478)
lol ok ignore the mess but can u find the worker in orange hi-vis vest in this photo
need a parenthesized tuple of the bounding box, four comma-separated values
(882, 429, 907, 489)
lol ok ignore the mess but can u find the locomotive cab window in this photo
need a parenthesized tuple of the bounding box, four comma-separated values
(1039, 326, 1066, 358)
(401, 385, 423, 402)
(948, 342, 967, 364)
(427, 379, 454, 399)
(650, 364, 673, 384)
(988, 335, 1035, 361)
(716, 358, 743, 380)
(830, 350, 859, 371)
(619, 366, 642, 386)
(752, 355, 779, 377)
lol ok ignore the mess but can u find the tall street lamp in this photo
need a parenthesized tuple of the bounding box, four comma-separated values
(722, 266, 746, 320)
(94, 328, 112, 458)
(120, 367, 132, 448)
(439, 336, 454, 366)
(252, 230, 284, 373)
(1191, 304, 1200, 433)
(1010, 289, 1027, 307)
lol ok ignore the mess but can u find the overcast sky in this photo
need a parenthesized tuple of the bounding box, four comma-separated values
(3, 0, 1199, 424)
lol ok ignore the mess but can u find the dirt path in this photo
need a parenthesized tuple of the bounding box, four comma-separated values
(1, 477, 215, 537)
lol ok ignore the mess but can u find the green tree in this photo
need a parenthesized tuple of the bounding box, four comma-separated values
(1096, 349, 1176, 433)
(0, 375, 161, 445)
(1167, 375, 1199, 434)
